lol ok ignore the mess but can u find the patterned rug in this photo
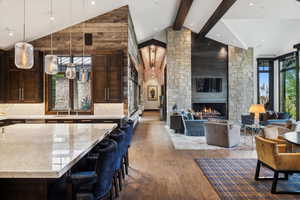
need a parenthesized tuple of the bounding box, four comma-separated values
(195, 158, 300, 200)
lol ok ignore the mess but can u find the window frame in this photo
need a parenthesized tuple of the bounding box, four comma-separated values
(278, 52, 299, 120)
(45, 55, 94, 115)
(257, 58, 274, 110)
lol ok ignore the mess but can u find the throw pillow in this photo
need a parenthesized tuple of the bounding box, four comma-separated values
(263, 127, 279, 140)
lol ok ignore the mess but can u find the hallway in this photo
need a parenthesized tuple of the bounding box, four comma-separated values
(120, 111, 256, 200)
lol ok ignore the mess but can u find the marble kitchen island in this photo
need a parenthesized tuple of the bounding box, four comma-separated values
(0, 123, 117, 200)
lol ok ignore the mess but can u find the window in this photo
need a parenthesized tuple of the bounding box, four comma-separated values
(279, 53, 299, 120)
(257, 59, 274, 110)
(46, 56, 92, 114)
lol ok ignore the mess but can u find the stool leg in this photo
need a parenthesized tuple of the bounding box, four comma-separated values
(113, 174, 119, 197)
(118, 169, 123, 191)
(121, 159, 125, 179)
(125, 151, 129, 175)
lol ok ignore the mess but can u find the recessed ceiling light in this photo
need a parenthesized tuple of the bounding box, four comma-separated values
(261, 39, 265, 42)
(249, 2, 254, 6)
(190, 24, 194, 27)
(91, 0, 96, 5)
(8, 31, 13, 37)
(50, 16, 55, 21)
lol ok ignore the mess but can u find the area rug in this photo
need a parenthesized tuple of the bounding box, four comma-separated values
(166, 126, 254, 151)
(195, 158, 300, 200)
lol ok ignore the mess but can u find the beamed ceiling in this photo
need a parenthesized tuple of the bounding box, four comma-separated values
(0, 0, 300, 56)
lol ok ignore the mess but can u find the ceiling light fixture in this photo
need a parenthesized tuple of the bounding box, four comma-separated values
(45, 0, 58, 75)
(15, 0, 34, 69)
(66, 0, 76, 80)
(91, 0, 96, 5)
(8, 31, 13, 37)
(249, 2, 254, 6)
(79, 0, 89, 83)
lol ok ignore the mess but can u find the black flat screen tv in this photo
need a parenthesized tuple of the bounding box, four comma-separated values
(196, 78, 222, 93)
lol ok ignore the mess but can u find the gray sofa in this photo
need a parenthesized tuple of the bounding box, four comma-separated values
(204, 121, 240, 148)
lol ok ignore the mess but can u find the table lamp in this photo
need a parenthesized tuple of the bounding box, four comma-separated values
(249, 104, 266, 125)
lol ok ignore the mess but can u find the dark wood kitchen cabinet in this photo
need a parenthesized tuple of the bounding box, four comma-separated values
(93, 51, 123, 103)
(4, 50, 44, 103)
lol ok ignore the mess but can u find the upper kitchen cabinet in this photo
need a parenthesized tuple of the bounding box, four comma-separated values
(4, 50, 44, 103)
(93, 51, 123, 103)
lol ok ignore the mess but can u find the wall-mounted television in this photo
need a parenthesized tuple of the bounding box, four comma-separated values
(196, 78, 222, 93)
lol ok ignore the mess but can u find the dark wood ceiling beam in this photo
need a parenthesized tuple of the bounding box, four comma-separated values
(197, 0, 237, 39)
(173, 0, 194, 30)
(294, 43, 300, 50)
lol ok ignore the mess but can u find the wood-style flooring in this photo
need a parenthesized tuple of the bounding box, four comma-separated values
(120, 111, 257, 200)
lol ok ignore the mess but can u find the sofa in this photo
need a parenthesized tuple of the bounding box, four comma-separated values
(181, 112, 207, 136)
(241, 111, 292, 126)
(204, 121, 241, 148)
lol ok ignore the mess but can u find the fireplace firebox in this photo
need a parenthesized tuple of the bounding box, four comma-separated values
(192, 103, 227, 119)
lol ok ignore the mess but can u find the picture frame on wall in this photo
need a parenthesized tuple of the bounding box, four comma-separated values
(147, 85, 158, 101)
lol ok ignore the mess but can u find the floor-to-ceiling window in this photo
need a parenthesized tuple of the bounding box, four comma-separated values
(257, 59, 274, 110)
(279, 53, 299, 120)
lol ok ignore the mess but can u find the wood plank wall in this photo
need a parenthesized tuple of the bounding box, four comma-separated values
(30, 6, 129, 101)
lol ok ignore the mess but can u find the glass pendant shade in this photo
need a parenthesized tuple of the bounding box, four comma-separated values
(79, 69, 89, 82)
(66, 63, 76, 79)
(45, 55, 58, 75)
(15, 42, 34, 69)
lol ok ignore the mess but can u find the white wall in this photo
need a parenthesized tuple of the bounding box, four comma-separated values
(143, 79, 161, 110)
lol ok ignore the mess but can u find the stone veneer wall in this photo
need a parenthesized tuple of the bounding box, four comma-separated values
(166, 28, 192, 124)
(228, 46, 255, 121)
(127, 13, 141, 115)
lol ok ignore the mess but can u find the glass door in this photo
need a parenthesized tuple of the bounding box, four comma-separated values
(279, 53, 299, 120)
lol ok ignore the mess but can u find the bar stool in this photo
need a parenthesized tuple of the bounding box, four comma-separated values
(121, 120, 134, 175)
(109, 129, 127, 196)
(67, 139, 118, 200)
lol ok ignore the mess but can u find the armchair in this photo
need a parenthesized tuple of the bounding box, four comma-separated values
(255, 136, 300, 194)
(204, 122, 240, 148)
(181, 112, 206, 136)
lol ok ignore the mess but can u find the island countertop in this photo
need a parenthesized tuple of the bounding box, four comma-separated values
(0, 114, 126, 121)
(0, 123, 117, 178)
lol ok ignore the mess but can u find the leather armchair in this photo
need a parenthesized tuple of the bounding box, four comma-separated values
(255, 136, 300, 194)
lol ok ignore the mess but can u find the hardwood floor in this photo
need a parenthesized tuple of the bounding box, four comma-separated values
(120, 111, 257, 200)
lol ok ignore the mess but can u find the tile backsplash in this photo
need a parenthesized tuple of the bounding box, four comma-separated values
(0, 104, 45, 115)
(0, 103, 124, 116)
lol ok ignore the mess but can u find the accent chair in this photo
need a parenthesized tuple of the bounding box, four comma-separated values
(204, 121, 240, 148)
(255, 136, 300, 194)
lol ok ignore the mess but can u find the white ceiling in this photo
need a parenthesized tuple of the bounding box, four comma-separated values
(1, 0, 300, 57)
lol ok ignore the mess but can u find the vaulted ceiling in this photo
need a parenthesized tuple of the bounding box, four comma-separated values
(1, 0, 300, 57)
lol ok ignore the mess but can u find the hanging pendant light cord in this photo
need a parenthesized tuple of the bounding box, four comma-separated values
(69, 0, 72, 57)
(23, 0, 26, 41)
(50, 0, 53, 54)
(82, 0, 85, 68)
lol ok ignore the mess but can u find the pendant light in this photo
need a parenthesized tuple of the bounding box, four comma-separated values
(45, 0, 58, 75)
(80, 0, 89, 83)
(15, 0, 34, 69)
(66, 0, 76, 80)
